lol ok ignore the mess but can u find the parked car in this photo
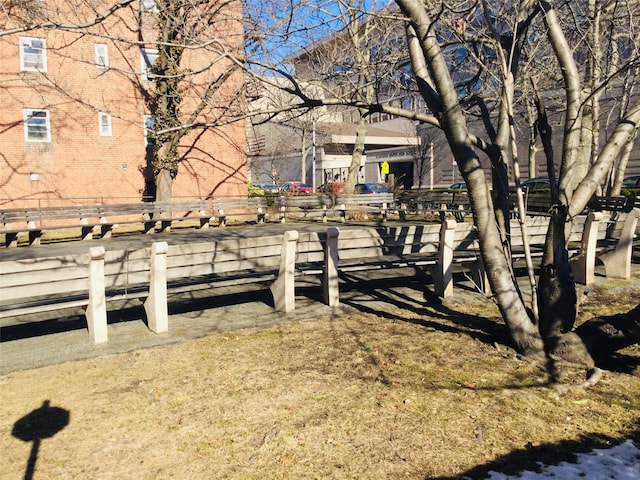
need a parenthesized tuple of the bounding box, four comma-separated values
(622, 175, 640, 188)
(282, 181, 313, 194)
(509, 177, 551, 193)
(354, 182, 390, 194)
(318, 182, 346, 194)
(255, 184, 279, 193)
(448, 182, 466, 192)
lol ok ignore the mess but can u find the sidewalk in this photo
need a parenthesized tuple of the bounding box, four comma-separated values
(1, 262, 462, 375)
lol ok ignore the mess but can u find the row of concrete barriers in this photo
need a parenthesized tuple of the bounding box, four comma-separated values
(0, 195, 402, 248)
(1, 210, 638, 345)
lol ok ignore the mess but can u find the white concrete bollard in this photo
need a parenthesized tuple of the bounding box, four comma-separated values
(570, 211, 603, 285)
(434, 219, 457, 298)
(145, 241, 169, 333)
(600, 208, 640, 280)
(86, 246, 108, 344)
(323, 227, 340, 307)
(271, 230, 299, 312)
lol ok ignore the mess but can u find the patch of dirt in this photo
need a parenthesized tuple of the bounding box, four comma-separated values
(1, 276, 639, 479)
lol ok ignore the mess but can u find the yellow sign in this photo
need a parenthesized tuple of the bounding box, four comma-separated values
(380, 161, 390, 175)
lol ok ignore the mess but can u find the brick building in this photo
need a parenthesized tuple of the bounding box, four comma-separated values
(0, 0, 247, 207)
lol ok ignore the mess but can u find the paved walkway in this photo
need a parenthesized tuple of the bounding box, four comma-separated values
(0, 219, 364, 261)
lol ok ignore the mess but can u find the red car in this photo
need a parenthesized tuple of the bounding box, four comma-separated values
(282, 181, 313, 194)
(318, 182, 346, 194)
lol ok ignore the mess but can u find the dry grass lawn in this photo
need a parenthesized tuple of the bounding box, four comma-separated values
(1, 279, 639, 479)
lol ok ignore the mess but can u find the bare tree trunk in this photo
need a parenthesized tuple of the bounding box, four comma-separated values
(609, 70, 638, 195)
(148, 1, 184, 203)
(539, 2, 582, 205)
(151, 133, 179, 202)
(343, 0, 374, 194)
(346, 111, 368, 193)
(301, 127, 308, 185)
(155, 169, 173, 204)
(570, 100, 640, 216)
(398, 0, 545, 357)
(534, 4, 640, 379)
(504, 74, 539, 320)
(526, 101, 538, 177)
(395, 0, 640, 365)
(610, 135, 637, 195)
(576, 0, 602, 191)
(538, 206, 577, 339)
(530, 84, 578, 340)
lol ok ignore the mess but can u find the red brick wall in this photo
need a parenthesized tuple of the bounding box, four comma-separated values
(0, 1, 247, 207)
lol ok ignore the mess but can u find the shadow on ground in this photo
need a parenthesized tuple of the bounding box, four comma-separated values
(430, 425, 640, 480)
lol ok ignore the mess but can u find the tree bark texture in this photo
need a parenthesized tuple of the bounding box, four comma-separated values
(397, 0, 545, 357)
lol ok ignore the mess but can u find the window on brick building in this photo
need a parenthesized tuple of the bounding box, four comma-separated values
(20, 37, 47, 72)
(140, 48, 158, 80)
(95, 44, 109, 70)
(99, 112, 112, 136)
(141, 0, 158, 12)
(144, 114, 156, 146)
(23, 109, 51, 142)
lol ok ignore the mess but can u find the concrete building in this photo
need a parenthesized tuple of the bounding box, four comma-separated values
(248, 6, 639, 193)
(247, 8, 426, 192)
(247, 98, 423, 191)
(0, 0, 247, 207)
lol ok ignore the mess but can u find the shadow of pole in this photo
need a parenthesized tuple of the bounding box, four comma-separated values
(12, 400, 70, 480)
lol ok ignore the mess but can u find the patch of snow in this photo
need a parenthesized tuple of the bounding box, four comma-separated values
(483, 440, 640, 480)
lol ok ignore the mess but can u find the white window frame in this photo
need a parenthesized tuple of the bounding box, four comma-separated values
(140, 48, 158, 80)
(95, 43, 109, 70)
(141, 0, 158, 11)
(19, 37, 47, 72)
(143, 114, 156, 146)
(23, 108, 51, 143)
(98, 112, 112, 137)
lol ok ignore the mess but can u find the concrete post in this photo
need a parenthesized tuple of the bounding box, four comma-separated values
(600, 208, 639, 279)
(434, 219, 457, 298)
(257, 205, 266, 224)
(570, 211, 603, 285)
(145, 241, 169, 333)
(218, 209, 227, 227)
(321, 204, 328, 223)
(271, 230, 299, 312)
(86, 246, 108, 344)
(323, 227, 340, 306)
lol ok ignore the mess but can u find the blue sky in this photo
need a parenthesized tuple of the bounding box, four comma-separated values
(244, 0, 393, 68)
